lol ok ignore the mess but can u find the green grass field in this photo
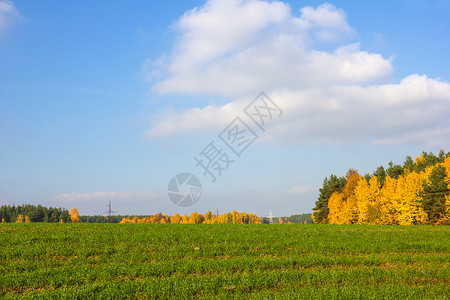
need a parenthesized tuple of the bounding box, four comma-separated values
(1, 223, 449, 299)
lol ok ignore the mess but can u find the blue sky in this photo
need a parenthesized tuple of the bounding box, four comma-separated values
(1, 0, 449, 217)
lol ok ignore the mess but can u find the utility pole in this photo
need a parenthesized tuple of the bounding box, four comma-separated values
(104, 201, 116, 223)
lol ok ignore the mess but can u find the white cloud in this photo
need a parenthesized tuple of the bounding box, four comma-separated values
(54, 190, 159, 203)
(296, 3, 355, 42)
(143, 0, 450, 148)
(286, 186, 309, 194)
(0, 0, 20, 35)
(146, 74, 450, 147)
(149, 0, 376, 97)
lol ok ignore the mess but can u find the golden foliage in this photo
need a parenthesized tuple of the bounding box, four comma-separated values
(119, 211, 261, 224)
(15, 215, 31, 223)
(327, 192, 345, 224)
(415, 154, 425, 164)
(70, 207, 80, 223)
(327, 171, 361, 224)
(355, 176, 381, 224)
(15, 215, 24, 223)
(328, 156, 450, 225)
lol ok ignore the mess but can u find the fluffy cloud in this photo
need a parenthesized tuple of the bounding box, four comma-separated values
(143, 0, 450, 148)
(150, 0, 378, 97)
(0, 0, 19, 35)
(296, 3, 355, 42)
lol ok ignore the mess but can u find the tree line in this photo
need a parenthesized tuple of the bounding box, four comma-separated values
(0, 204, 71, 223)
(119, 211, 262, 224)
(0, 205, 313, 224)
(312, 151, 450, 225)
(0, 205, 81, 223)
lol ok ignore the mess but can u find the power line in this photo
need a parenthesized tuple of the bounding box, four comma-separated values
(104, 201, 117, 223)
(269, 209, 274, 224)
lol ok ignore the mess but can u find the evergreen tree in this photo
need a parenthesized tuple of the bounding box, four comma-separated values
(386, 161, 404, 179)
(312, 174, 346, 223)
(403, 155, 415, 173)
(420, 165, 450, 224)
(373, 165, 387, 186)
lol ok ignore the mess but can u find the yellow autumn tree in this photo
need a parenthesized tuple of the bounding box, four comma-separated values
(377, 175, 398, 224)
(70, 207, 80, 223)
(323, 152, 450, 225)
(119, 217, 132, 223)
(170, 213, 182, 224)
(181, 214, 189, 224)
(341, 171, 361, 224)
(119, 211, 262, 224)
(328, 170, 361, 224)
(1, 218, 5, 223)
(189, 212, 205, 224)
(327, 192, 345, 224)
(16, 214, 24, 223)
(204, 211, 213, 222)
(355, 176, 381, 224)
(394, 171, 428, 225)
(24, 216, 31, 223)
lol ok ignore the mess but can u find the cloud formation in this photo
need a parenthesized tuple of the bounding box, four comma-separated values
(0, 0, 19, 35)
(143, 0, 450, 148)
(286, 186, 310, 194)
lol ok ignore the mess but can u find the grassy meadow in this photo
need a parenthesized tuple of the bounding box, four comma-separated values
(1, 223, 449, 299)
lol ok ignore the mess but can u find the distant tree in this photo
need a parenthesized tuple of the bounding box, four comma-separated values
(170, 213, 182, 224)
(181, 214, 189, 224)
(189, 212, 204, 224)
(70, 208, 80, 223)
(204, 211, 212, 222)
(24, 216, 31, 223)
(283, 214, 313, 224)
(16, 215, 24, 223)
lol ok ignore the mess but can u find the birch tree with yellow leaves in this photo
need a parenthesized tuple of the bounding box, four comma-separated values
(319, 151, 450, 225)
